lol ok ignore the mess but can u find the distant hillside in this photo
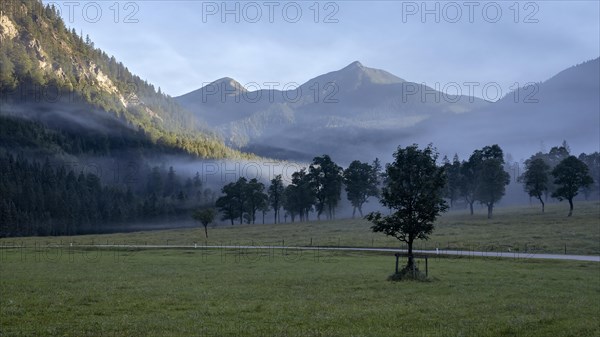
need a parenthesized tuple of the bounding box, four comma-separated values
(177, 61, 488, 163)
(177, 58, 599, 163)
(412, 57, 600, 159)
(0, 0, 252, 160)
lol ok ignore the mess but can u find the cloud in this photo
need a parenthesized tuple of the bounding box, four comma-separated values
(51, 0, 599, 98)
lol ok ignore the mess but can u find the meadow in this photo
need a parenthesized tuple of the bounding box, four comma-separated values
(3, 201, 598, 255)
(1, 201, 598, 336)
(1, 247, 599, 337)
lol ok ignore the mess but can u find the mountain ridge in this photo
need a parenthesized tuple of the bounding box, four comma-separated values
(176, 57, 599, 163)
(175, 61, 488, 162)
(410, 57, 600, 160)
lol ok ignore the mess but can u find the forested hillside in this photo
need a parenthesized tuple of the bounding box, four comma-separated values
(0, 0, 251, 159)
(0, 0, 257, 237)
(0, 151, 216, 236)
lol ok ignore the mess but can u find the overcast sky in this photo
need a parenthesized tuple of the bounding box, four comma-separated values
(46, 1, 599, 98)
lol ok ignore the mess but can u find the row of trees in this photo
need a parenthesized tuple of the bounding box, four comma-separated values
(212, 143, 596, 227)
(215, 177, 269, 225)
(1, 142, 595, 237)
(214, 155, 382, 225)
(441, 143, 596, 218)
(521, 145, 595, 216)
(365, 143, 594, 275)
(441, 145, 510, 218)
(195, 143, 595, 275)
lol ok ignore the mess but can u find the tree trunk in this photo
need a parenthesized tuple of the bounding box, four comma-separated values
(469, 201, 474, 215)
(406, 238, 414, 270)
(274, 209, 278, 224)
(487, 203, 493, 219)
(568, 198, 573, 217)
(358, 205, 363, 217)
(204, 225, 208, 238)
(538, 195, 545, 213)
(352, 207, 356, 219)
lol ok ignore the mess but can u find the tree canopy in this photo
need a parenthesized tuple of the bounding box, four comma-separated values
(283, 169, 314, 222)
(309, 155, 343, 220)
(343, 160, 379, 218)
(268, 175, 285, 224)
(521, 157, 550, 212)
(551, 156, 593, 216)
(192, 207, 216, 238)
(366, 144, 448, 271)
(215, 177, 268, 225)
(471, 145, 510, 219)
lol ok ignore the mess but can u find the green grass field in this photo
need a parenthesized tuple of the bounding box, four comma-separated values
(1, 201, 598, 336)
(1, 247, 598, 336)
(3, 201, 598, 255)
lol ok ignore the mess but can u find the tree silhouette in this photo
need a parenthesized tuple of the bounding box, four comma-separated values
(366, 144, 447, 272)
(244, 178, 268, 224)
(215, 182, 241, 225)
(521, 157, 550, 212)
(442, 154, 462, 208)
(268, 175, 285, 224)
(283, 169, 314, 222)
(551, 156, 593, 216)
(192, 208, 216, 238)
(309, 155, 343, 220)
(472, 145, 510, 219)
(343, 160, 378, 218)
(578, 152, 600, 199)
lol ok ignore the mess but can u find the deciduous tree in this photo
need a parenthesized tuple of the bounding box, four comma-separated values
(366, 144, 448, 271)
(268, 175, 285, 223)
(309, 155, 343, 220)
(551, 156, 593, 216)
(472, 145, 510, 219)
(520, 157, 550, 212)
(343, 160, 378, 218)
(244, 178, 268, 224)
(283, 169, 314, 222)
(192, 207, 216, 238)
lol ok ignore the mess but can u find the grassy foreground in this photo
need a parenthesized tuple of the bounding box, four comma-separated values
(3, 201, 598, 255)
(0, 247, 598, 336)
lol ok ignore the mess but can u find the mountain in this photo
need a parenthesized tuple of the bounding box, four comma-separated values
(485, 57, 599, 153)
(176, 61, 488, 163)
(412, 57, 600, 160)
(177, 58, 599, 163)
(0, 0, 252, 160)
(176, 77, 256, 126)
(303, 61, 406, 88)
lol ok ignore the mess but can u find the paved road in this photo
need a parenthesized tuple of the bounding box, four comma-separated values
(70, 244, 600, 262)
